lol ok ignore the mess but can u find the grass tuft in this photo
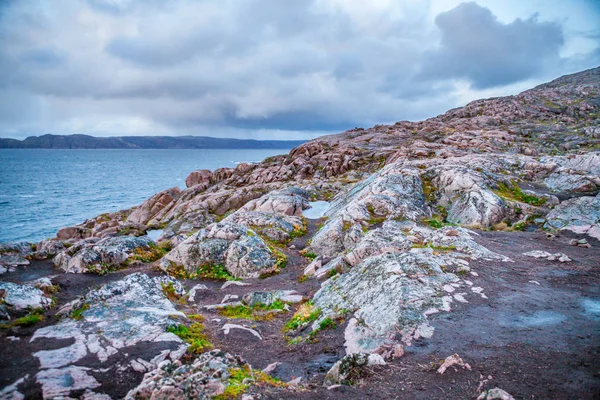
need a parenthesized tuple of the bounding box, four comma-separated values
(166, 322, 212, 354)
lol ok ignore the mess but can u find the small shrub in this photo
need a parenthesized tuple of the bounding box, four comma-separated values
(297, 275, 308, 283)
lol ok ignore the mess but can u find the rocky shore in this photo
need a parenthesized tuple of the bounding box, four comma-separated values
(1, 67, 599, 399)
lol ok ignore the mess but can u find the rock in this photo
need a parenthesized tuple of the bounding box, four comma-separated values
(477, 387, 516, 400)
(30, 273, 187, 397)
(303, 257, 322, 276)
(314, 252, 456, 352)
(0, 242, 34, 267)
(221, 323, 263, 340)
(127, 187, 181, 225)
(324, 353, 384, 386)
(545, 194, 600, 240)
(242, 290, 302, 307)
(126, 350, 248, 399)
(436, 353, 472, 374)
(523, 250, 571, 262)
(185, 169, 213, 188)
(160, 222, 281, 279)
(53, 235, 155, 274)
(221, 281, 251, 290)
(33, 239, 65, 260)
(188, 283, 209, 301)
(0, 253, 30, 268)
(0, 282, 53, 312)
(239, 187, 310, 216)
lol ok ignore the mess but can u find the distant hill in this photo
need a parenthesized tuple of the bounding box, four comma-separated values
(0, 134, 306, 149)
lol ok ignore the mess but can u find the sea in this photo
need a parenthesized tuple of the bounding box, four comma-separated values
(0, 148, 293, 243)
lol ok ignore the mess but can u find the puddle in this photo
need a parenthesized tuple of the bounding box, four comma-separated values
(303, 201, 329, 219)
(146, 229, 163, 241)
(581, 298, 600, 319)
(500, 310, 566, 328)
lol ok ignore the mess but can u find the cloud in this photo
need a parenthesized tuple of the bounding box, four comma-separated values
(0, 0, 597, 139)
(421, 2, 565, 89)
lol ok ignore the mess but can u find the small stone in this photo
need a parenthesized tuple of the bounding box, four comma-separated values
(437, 354, 472, 374)
(577, 239, 588, 245)
(578, 243, 592, 248)
(569, 239, 579, 246)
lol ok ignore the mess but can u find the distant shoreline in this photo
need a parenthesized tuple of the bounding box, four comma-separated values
(0, 134, 307, 149)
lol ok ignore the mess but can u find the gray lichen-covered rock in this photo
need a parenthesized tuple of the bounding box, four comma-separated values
(126, 350, 247, 400)
(313, 252, 457, 352)
(242, 290, 303, 307)
(0, 282, 52, 312)
(53, 235, 155, 274)
(239, 187, 310, 216)
(160, 222, 280, 279)
(30, 273, 187, 398)
(309, 164, 428, 258)
(544, 153, 600, 192)
(544, 193, 600, 240)
(126, 187, 181, 226)
(0, 242, 34, 269)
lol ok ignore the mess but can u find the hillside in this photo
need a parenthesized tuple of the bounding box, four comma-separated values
(0, 134, 306, 149)
(1, 67, 599, 399)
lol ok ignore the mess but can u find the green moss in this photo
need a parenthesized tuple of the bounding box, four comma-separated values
(130, 243, 169, 263)
(425, 218, 444, 229)
(495, 181, 547, 206)
(421, 175, 437, 203)
(308, 316, 337, 340)
(300, 249, 317, 260)
(71, 303, 90, 321)
(1, 309, 44, 328)
(215, 365, 284, 400)
(512, 222, 527, 231)
(161, 282, 183, 303)
(297, 274, 308, 283)
(166, 322, 212, 354)
(194, 263, 238, 281)
(219, 301, 286, 321)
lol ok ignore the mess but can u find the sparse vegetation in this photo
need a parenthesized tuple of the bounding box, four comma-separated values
(131, 242, 170, 263)
(495, 181, 547, 206)
(283, 302, 321, 333)
(166, 322, 212, 354)
(219, 300, 286, 321)
(215, 365, 284, 400)
(71, 303, 90, 321)
(1, 309, 44, 328)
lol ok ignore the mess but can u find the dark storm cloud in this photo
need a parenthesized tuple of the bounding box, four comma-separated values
(421, 2, 565, 89)
(0, 0, 597, 138)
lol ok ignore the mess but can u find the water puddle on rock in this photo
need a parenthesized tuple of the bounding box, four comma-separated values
(146, 229, 163, 241)
(303, 201, 329, 219)
(500, 310, 566, 328)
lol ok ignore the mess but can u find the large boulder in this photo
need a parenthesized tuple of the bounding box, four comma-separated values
(53, 236, 155, 274)
(544, 153, 600, 192)
(185, 169, 213, 188)
(239, 187, 310, 216)
(312, 249, 475, 354)
(160, 222, 281, 279)
(126, 187, 181, 226)
(0, 242, 34, 271)
(309, 164, 427, 258)
(30, 273, 187, 398)
(544, 193, 600, 240)
(0, 282, 53, 313)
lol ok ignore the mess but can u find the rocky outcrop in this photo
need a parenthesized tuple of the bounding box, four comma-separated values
(185, 169, 213, 188)
(0, 282, 52, 314)
(160, 222, 281, 279)
(30, 273, 187, 398)
(53, 236, 155, 274)
(239, 187, 310, 216)
(126, 187, 181, 226)
(126, 350, 247, 399)
(544, 193, 600, 240)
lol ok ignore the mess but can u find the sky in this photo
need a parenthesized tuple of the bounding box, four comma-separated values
(0, 0, 599, 140)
